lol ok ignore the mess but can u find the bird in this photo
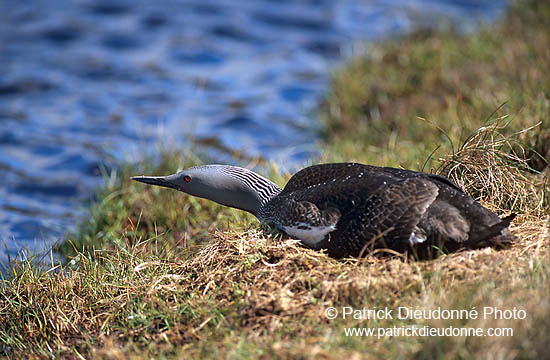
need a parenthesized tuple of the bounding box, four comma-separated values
(131, 162, 515, 258)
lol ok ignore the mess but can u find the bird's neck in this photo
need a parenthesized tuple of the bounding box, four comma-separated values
(209, 166, 282, 217)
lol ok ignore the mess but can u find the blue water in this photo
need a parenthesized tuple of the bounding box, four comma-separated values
(0, 0, 506, 263)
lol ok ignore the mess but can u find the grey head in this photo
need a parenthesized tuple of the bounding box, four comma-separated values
(131, 165, 282, 217)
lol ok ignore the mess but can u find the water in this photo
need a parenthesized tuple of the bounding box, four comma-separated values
(0, 0, 506, 263)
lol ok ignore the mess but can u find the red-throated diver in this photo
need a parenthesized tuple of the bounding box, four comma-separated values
(131, 163, 515, 258)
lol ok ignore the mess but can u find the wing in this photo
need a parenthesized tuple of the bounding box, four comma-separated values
(288, 176, 439, 257)
(337, 177, 439, 256)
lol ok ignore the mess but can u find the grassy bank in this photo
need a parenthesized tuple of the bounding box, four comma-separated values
(321, 0, 549, 175)
(1, 0, 548, 358)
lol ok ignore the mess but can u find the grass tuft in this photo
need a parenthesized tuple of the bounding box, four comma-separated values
(436, 118, 549, 216)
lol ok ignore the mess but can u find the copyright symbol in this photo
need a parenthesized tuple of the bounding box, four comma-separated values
(325, 307, 338, 320)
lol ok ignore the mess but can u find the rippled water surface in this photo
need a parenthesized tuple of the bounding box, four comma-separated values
(0, 0, 506, 263)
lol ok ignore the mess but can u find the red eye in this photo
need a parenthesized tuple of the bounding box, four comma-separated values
(183, 175, 191, 183)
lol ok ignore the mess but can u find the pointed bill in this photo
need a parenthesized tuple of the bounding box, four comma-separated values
(131, 174, 181, 190)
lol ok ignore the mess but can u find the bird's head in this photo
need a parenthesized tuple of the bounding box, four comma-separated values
(131, 164, 281, 216)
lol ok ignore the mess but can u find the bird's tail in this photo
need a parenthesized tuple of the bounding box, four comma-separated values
(465, 214, 516, 249)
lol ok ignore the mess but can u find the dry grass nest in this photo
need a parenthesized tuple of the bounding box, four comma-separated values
(160, 214, 548, 336)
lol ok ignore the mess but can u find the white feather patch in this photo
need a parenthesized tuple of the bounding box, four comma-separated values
(282, 223, 337, 247)
(408, 231, 427, 245)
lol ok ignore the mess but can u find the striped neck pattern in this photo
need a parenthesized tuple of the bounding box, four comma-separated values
(219, 166, 282, 207)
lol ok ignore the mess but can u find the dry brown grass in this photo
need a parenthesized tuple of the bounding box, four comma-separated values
(437, 119, 549, 215)
(91, 212, 548, 358)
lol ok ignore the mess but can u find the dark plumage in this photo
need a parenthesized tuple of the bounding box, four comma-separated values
(132, 162, 515, 259)
(260, 163, 515, 258)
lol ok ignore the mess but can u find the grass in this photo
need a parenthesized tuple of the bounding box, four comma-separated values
(1, 0, 549, 358)
(321, 0, 549, 173)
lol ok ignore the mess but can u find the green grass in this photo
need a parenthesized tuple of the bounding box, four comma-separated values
(1, 0, 549, 358)
(321, 0, 549, 173)
(58, 151, 287, 258)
